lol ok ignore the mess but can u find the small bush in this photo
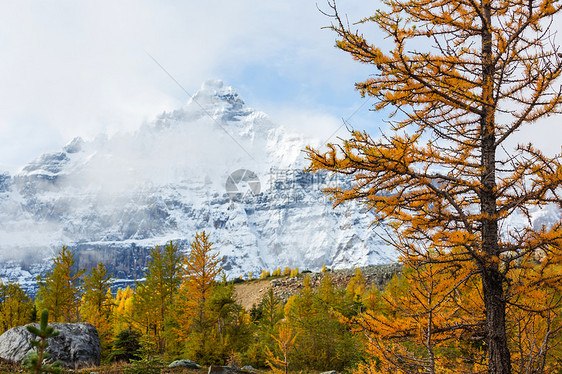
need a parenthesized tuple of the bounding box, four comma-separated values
(124, 357, 165, 374)
(22, 310, 63, 374)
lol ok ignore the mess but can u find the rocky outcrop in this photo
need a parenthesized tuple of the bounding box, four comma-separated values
(0, 323, 100, 369)
(235, 264, 402, 310)
(269, 264, 402, 302)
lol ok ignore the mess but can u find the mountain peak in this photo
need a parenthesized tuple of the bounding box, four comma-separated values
(154, 80, 251, 130)
(63, 137, 84, 154)
(189, 80, 245, 110)
(0, 78, 399, 289)
(199, 79, 233, 95)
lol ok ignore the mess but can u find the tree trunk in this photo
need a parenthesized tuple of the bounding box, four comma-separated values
(481, 0, 511, 371)
(482, 267, 511, 374)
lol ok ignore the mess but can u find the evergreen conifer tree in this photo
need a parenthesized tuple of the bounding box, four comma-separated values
(23, 310, 62, 374)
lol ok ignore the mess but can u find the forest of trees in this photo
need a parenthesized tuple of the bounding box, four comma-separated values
(2, 234, 562, 372)
(0, 235, 366, 372)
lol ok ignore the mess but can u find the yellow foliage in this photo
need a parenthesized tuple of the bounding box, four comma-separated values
(0, 282, 33, 334)
(112, 286, 134, 334)
(261, 270, 271, 279)
(346, 268, 366, 301)
(36, 246, 85, 323)
(265, 323, 298, 374)
(351, 258, 486, 373)
(306, 0, 562, 370)
(81, 263, 113, 347)
(284, 295, 297, 317)
(172, 231, 222, 348)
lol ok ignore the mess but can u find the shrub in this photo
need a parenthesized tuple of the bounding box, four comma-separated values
(124, 357, 165, 374)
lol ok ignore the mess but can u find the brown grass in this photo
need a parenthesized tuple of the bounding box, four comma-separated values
(0, 358, 206, 374)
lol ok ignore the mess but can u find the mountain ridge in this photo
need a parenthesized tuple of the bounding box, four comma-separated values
(0, 80, 397, 293)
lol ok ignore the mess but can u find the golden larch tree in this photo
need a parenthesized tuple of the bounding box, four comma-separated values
(170, 230, 222, 353)
(182, 231, 222, 331)
(266, 322, 298, 374)
(354, 253, 486, 373)
(307, 0, 562, 372)
(132, 241, 184, 353)
(81, 262, 113, 349)
(36, 246, 85, 323)
(0, 281, 33, 333)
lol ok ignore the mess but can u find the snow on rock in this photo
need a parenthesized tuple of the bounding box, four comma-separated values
(0, 80, 398, 291)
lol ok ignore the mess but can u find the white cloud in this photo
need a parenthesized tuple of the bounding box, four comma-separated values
(0, 1, 560, 172)
(0, 0, 380, 172)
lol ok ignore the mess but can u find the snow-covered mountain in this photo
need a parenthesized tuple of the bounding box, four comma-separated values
(0, 80, 397, 291)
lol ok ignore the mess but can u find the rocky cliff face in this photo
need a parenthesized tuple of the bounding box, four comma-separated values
(0, 80, 397, 293)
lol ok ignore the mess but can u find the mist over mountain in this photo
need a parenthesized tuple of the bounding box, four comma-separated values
(0, 80, 397, 291)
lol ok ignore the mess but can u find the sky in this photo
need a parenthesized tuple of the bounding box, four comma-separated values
(0, 0, 380, 173)
(0, 1, 560, 173)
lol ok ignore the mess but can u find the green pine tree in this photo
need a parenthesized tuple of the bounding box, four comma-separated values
(260, 288, 282, 332)
(247, 288, 284, 368)
(108, 329, 142, 363)
(23, 310, 63, 374)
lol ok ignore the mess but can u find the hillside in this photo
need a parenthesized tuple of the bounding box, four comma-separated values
(234, 264, 401, 310)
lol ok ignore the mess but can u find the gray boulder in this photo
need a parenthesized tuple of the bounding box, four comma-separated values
(208, 365, 238, 374)
(169, 359, 200, 369)
(0, 322, 101, 368)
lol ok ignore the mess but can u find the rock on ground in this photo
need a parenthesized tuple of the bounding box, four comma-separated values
(208, 365, 239, 374)
(0, 323, 101, 368)
(169, 359, 200, 369)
